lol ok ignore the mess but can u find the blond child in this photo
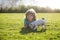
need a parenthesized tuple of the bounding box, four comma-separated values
(24, 9, 36, 29)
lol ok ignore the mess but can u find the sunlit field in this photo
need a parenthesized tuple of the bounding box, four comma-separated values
(0, 13, 60, 40)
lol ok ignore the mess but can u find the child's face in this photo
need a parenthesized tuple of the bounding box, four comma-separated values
(27, 14, 33, 22)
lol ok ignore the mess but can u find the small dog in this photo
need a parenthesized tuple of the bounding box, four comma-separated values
(29, 18, 46, 30)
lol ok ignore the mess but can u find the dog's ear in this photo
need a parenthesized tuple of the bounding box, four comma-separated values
(42, 18, 45, 20)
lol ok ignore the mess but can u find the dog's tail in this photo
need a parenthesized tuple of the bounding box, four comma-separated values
(42, 18, 45, 20)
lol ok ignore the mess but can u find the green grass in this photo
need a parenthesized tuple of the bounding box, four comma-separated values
(0, 13, 60, 40)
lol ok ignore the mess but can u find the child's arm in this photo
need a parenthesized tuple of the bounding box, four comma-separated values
(24, 19, 28, 29)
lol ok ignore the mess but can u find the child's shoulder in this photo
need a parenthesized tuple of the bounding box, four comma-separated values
(24, 18, 27, 20)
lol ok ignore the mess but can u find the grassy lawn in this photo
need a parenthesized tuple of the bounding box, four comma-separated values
(0, 13, 60, 40)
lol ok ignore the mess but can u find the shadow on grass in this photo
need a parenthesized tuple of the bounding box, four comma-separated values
(19, 27, 45, 35)
(20, 27, 33, 34)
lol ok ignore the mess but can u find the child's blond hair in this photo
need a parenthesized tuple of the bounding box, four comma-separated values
(25, 9, 36, 20)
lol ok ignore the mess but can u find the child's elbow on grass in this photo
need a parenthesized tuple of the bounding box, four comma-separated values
(24, 25, 28, 29)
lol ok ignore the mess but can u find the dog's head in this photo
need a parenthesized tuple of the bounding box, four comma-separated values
(29, 24, 33, 27)
(29, 23, 34, 29)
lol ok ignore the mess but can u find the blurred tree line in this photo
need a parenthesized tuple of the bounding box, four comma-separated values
(0, 0, 60, 13)
(0, 5, 60, 13)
